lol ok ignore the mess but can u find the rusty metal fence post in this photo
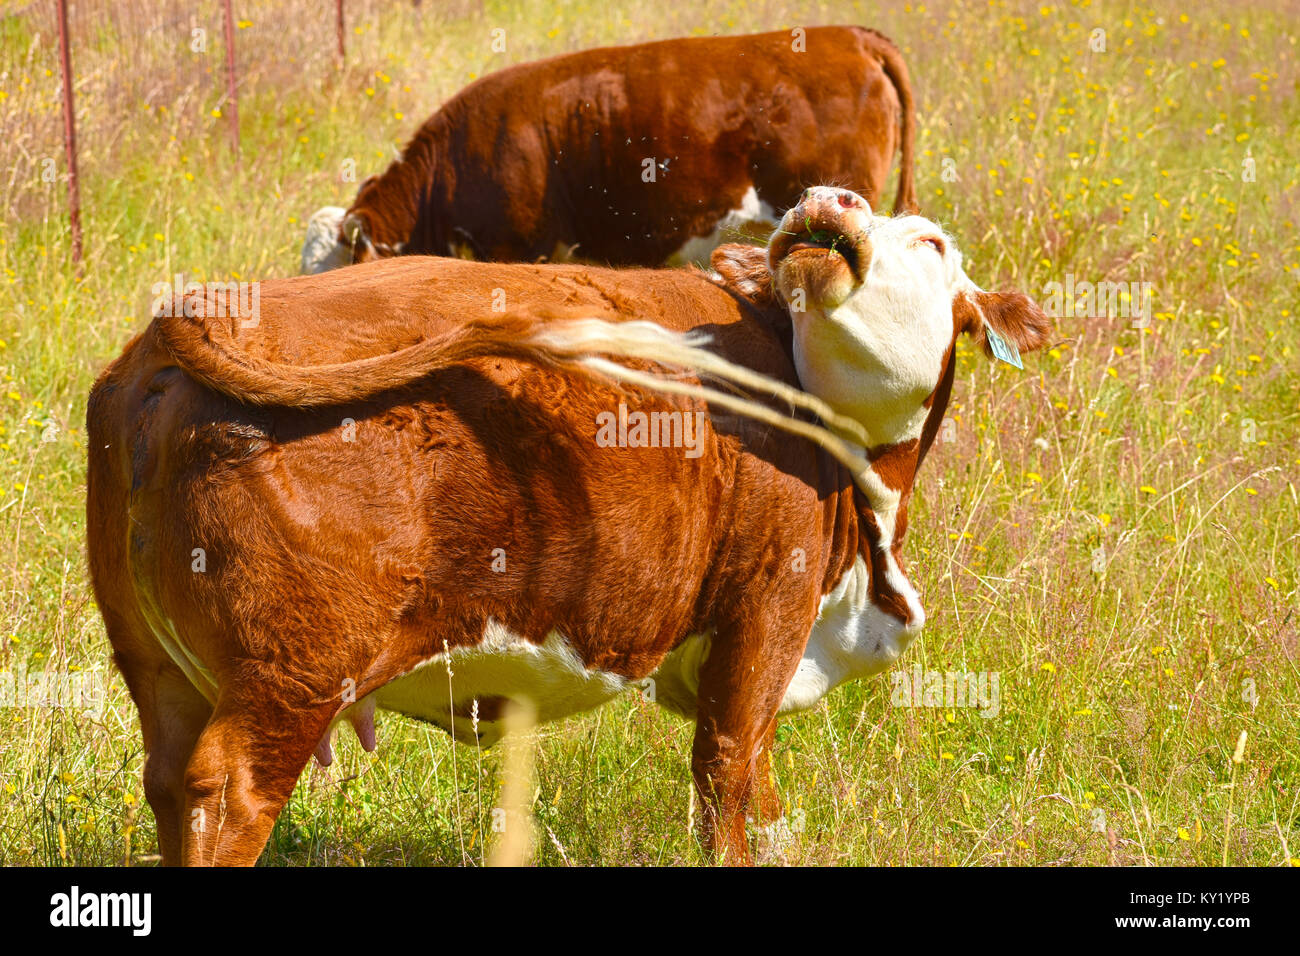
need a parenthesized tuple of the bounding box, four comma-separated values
(221, 0, 240, 160)
(337, 0, 346, 64)
(55, 0, 83, 275)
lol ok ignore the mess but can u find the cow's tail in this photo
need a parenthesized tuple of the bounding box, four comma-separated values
(859, 29, 918, 216)
(155, 309, 879, 491)
(156, 309, 578, 409)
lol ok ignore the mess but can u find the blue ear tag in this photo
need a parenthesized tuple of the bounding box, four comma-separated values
(984, 320, 1023, 370)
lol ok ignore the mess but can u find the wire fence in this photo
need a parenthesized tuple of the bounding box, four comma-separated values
(12, 0, 489, 274)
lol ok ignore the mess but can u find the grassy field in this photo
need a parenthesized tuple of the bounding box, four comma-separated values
(0, 0, 1297, 866)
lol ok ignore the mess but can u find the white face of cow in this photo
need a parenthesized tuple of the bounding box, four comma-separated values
(300, 205, 351, 274)
(716, 187, 1047, 710)
(757, 186, 1049, 447)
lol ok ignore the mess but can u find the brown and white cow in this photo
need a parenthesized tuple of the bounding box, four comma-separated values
(89, 188, 1047, 865)
(300, 26, 917, 273)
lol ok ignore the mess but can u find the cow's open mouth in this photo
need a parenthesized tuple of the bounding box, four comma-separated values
(784, 231, 861, 273)
(771, 219, 870, 286)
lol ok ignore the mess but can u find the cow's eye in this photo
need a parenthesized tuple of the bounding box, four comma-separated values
(916, 236, 946, 255)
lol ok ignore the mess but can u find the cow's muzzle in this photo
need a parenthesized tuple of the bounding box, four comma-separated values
(768, 187, 873, 286)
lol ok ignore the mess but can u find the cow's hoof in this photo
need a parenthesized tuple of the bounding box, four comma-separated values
(750, 816, 797, 866)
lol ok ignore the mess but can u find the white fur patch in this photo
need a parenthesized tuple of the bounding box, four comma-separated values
(300, 206, 350, 274)
(779, 556, 922, 713)
(641, 553, 923, 718)
(645, 632, 711, 717)
(790, 248, 953, 446)
(373, 621, 627, 746)
(669, 186, 778, 266)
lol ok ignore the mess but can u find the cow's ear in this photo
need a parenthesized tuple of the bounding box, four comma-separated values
(341, 211, 367, 246)
(341, 211, 373, 263)
(954, 289, 1052, 358)
(712, 243, 774, 304)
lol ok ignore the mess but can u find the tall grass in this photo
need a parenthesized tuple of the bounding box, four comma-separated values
(0, 0, 1296, 865)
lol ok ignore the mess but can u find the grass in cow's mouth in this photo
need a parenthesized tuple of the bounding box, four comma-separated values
(1, 0, 1296, 869)
(779, 220, 861, 271)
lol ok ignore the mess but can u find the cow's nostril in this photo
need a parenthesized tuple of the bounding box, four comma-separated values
(837, 193, 856, 208)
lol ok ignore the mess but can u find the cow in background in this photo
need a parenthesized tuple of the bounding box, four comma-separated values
(301, 27, 917, 272)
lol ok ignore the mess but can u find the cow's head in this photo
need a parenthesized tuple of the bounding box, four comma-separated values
(713, 186, 1050, 449)
(299, 204, 384, 274)
(301, 205, 349, 274)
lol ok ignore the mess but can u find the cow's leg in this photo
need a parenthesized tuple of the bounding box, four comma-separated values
(749, 719, 800, 864)
(691, 630, 802, 865)
(181, 689, 335, 866)
(105, 608, 214, 866)
(141, 665, 213, 865)
(751, 720, 783, 823)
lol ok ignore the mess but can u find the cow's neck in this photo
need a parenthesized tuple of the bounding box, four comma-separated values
(353, 127, 438, 253)
(790, 308, 959, 631)
(811, 340, 960, 635)
(855, 338, 960, 616)
(778, 439, 923, 712)
(845, 436, 923, 626)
